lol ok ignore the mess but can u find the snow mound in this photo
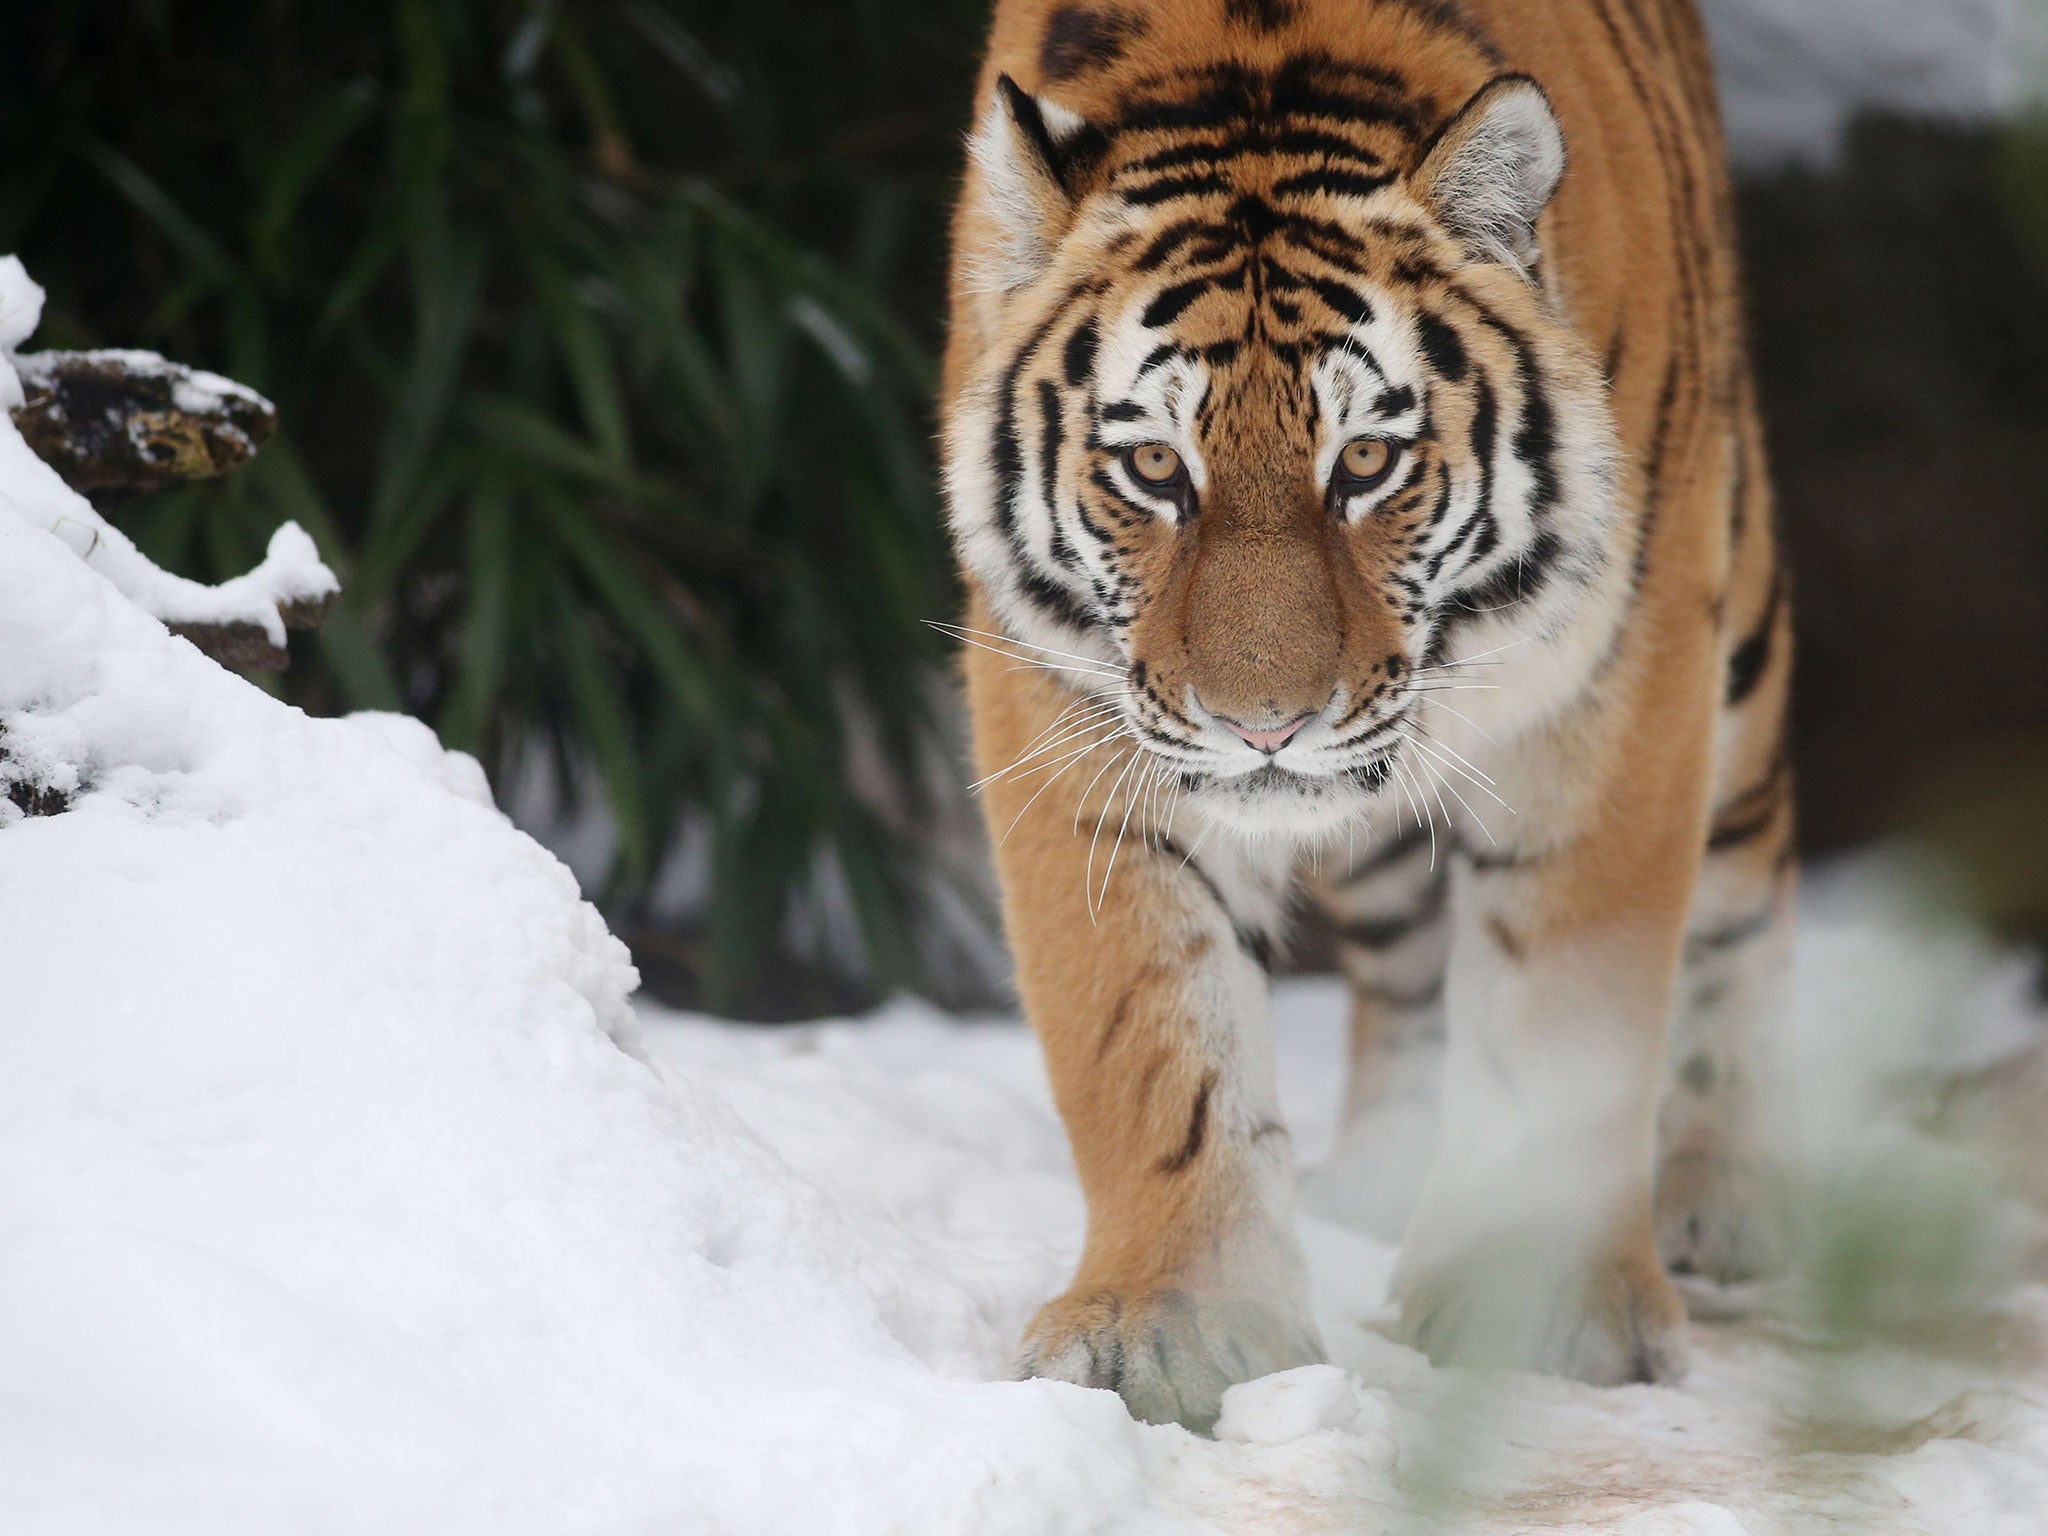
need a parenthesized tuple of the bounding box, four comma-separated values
(0, 382, 1178, 1534)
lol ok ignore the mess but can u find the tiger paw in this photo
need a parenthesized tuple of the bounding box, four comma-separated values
(1016, 1285, 1326, 1433)
(1655, 1143, 1794, 1284)
(1394, 1226, 1689, 1385)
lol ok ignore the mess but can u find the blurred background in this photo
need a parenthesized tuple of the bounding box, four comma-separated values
(5, 0, 2044, 1020)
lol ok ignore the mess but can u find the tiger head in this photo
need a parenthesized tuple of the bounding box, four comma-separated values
(944, 61, 1621, 837)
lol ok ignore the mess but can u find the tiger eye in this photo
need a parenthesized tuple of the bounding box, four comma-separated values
(1128, 444, 1183, 485)
(1339, 437, 1394, 482)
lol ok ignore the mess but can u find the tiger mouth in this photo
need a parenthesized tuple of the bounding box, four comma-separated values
(1185, 753, 1399, 797)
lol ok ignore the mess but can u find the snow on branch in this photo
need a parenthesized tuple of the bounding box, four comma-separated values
(0, 255, 338, 672)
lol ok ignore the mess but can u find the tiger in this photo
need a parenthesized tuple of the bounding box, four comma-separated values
(940, 0, 1794, 1431)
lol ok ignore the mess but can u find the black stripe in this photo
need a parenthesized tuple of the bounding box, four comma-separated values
(1705, 749, 1791, 853)
(1041, 4, 1144, 84)
(1463, 839, 1555, 873)
(1336, 871, 1448, 948)
(990, 287, 1087, 546)
(1725, 570, 1785, 706)
(1063, 318, 1099, 385)
(1454, 295, 1559, 520)
(1036, 378, 1064, 489)
(1305, 274, 1374, 326)
(1416, 313, 1468, 382)
(1142, 276, 1218, 328)
(1633, 352, 1683, 591)
(1112, 58, 1423, 140)
(1017, 565, 1097, 631)
(1158, 1072, 1216, 1174)
(1273, 167, 1394, 200)
(1225, 0, 1300, 31)
(1452, 527, 1562, 613)
(1124, 126, 1384, 176)
(1121, 171, 1232, 206)
(1098, 979, 1141, 1059)
(1132, 217, 1218, 272)
(1427, 375, 1497, 586)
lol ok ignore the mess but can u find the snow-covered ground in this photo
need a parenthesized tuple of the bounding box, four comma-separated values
(7, 245, 2048, 1530)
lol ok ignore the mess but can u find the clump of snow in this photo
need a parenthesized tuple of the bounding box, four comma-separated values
(5, 295, 2048, 1528)
(1216, 1364, 1390, 1446)
(0, 254, 45, 412)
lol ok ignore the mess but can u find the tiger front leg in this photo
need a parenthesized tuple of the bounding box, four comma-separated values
(972, 667, 1322, 1433)
(1392, 714, 1713, 1384)
(1008, 839, 1323, 1431)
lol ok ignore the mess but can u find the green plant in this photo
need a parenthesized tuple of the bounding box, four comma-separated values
(2, 0, 992, 1013)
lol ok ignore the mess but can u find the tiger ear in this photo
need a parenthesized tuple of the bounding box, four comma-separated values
(1413, 75, 1567, 271)
(968, 75, 1100, 291)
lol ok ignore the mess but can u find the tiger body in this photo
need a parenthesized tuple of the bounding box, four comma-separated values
(942, 0, 1793, 1429)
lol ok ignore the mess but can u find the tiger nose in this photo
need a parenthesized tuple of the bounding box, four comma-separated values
(1220, 713, 1311, 754)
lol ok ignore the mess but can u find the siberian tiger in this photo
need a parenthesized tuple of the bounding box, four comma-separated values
(941, 0, 1793, 1430)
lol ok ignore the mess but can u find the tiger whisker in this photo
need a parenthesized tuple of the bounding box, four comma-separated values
(971, 703, 1130, 790)
(1419, 751, 1501, 847)
(987, 691, 1115, 766)
(1415, 636, 1532, 670)
(961, 648, 1121, 684)
(1098, 757, 1156, 911)
(1410, 725, 1499, 787)
(998, 733, 1126, 849)
(1413, 753, 1460, 852)
(1086, 749, 1145, 924)
(1390, 756, 1437, 870)
(979, 725, 1124, 800)
(973, 711, 1123, 792)
(934, 627, 1125, 682)
(1407, 733, 1517, 815)
(1074, 744, 1134, 837)
(927, 621, 1125, 678)
(1418, 696, 1499, 744)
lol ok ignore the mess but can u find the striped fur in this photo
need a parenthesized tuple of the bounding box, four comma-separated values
(943, 0, 1793, 1430)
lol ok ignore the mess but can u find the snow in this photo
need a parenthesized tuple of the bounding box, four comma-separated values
(4, 255, 2048, 1532)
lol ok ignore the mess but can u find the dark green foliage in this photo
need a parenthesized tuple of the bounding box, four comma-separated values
(2, 0, 994, 1014)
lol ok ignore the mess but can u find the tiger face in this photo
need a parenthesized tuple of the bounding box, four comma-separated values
(945, 65, 1622, 836)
